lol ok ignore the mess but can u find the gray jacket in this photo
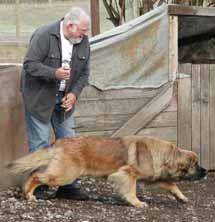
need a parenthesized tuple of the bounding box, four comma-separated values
(21, 20, 90, 123)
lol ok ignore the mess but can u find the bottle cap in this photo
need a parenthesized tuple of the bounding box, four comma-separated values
(62, 63, 70, 70)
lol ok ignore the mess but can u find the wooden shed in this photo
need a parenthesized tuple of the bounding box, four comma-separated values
(1, 4, 215, 187)
(76, 5, 215, 170)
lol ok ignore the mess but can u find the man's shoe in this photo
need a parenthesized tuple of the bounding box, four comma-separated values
(55, 185, 89, 201)
(37, 185, 49, 191)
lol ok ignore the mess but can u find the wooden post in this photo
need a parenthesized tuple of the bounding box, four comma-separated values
(90, 0, 100, 36)
(168, 15, 178, 81)
(15, 0, 21, 39)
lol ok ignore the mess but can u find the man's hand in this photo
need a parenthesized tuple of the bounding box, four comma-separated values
(55, 68, 70, 80)
(61, 93, 76, 112)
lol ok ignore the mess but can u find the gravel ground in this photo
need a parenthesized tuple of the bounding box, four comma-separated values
(0, 172, 215, 222)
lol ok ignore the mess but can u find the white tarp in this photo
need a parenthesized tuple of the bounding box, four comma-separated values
(89, 4, 169, 90)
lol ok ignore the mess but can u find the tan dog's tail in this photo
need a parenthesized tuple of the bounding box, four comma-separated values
(6, 148, 56, 174)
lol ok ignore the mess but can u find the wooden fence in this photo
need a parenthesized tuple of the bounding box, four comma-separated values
(1, 63, 215, 189)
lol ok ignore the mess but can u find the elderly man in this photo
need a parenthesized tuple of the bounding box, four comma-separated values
(21, 7, 90, 200)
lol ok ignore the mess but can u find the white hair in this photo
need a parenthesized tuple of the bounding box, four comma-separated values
(63, 7, 90, 26)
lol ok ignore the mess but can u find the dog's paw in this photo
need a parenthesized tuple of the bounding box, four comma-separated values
(134, 201, 148, 208)
(176, 195, 188, 203)
(25, 194, 37, 202)
(180, 196, 188, 203)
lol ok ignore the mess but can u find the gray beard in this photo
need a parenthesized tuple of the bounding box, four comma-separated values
(69, 37, 83, 44)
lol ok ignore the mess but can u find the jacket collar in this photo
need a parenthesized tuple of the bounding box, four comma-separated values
(49, 18, 64, 39)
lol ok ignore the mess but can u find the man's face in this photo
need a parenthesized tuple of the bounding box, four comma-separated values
(66, 19, 89, 44)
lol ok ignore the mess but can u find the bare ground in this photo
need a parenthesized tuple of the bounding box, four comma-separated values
(0, 172, 214, 222)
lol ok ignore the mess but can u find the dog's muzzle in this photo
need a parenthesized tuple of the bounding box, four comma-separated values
(199, 166, 208, 179)
(190, 166, 208, 181)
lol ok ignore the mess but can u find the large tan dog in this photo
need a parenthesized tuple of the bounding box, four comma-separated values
(7, 136, 207, 208)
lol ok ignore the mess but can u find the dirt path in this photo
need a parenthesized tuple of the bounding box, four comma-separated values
(0, 173, 214, 222)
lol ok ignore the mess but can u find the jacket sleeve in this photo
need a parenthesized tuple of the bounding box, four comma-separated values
(70, 46, 90, 98)
(23, 31, 57, 82)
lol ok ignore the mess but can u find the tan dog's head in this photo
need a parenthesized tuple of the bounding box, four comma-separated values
(162, 148, 207, 182)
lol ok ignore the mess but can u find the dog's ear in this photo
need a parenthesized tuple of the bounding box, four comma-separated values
(135, 141, 154, 175)
(180, 149, 198, 168)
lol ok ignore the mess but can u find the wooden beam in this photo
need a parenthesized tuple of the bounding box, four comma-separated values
(138, 126, 177, 144)
(111, 83, 173, 137)
(168, 4, 215, 17)
(90, 0, 100, 36)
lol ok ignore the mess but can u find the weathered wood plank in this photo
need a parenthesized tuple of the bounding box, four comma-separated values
(165, 95, 177, 112)
(75, 97, 149, 117)
(200, 64, 210, 169)
(169, 15, 178, 81)
(177, 76, 192, 150)
(75, 111, 177, 133)
(79, 84, 164, 101)
(147, 111, 177, 128)
(74, 114, 131, 132)
(168, 4, 215, 17)
(138, 126, 177, 144)
(75, 106, 177, 135)
(209, 64, 215, 170)
(191, 64, 201, 158)
(76, 130, 113, 137)
(112, 83, 173, 137)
